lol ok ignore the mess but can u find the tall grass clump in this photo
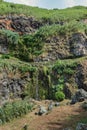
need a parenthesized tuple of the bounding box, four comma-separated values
(0, 100, 33, 125)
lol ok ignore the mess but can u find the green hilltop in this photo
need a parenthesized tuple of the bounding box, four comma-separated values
(0, 0, 87, 22)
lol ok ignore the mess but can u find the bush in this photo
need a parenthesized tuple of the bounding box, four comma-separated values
(14, 34, 44, 62)
(55, 91, 65, 101)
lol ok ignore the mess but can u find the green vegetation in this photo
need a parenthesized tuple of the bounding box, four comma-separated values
(16, 34, 44, 61)
(55, 91, 65, 101)
(1, 54, 10, 59)
(36, 21, 87, 38)
(0, 0, 87, 105)
(0, 1, 87, 22)
(52, 59, 77, 75)
(0, 1, 87, 62)
(0, 1, 87, 128)
(51, 76, 64, 100)
(49, 59, 79, 100)
(0, 29, 44, 62)
(79, 117, 87, 124)
(0, 100, 33, 125)
(0, 57, 36, 73)
(1, 20, 87, 62)
(0, 29, 19, 45)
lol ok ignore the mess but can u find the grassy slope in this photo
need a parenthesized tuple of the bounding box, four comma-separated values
(0, 1, 87, 22)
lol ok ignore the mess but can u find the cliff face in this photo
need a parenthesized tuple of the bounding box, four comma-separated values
(0, 62, 33, 105)
(0, 15, 87, 61)
(0, 9, 87, 105)
(0, 57, 87, 105)
(0, 25, 87, 61)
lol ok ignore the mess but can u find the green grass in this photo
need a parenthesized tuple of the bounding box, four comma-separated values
(0, 1, 87, 22)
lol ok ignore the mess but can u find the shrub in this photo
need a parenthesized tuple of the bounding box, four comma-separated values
(15, 34, 44, 62)
(55, 91, 65, 101)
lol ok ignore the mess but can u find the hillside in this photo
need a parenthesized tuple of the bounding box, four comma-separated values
(0, 1, 87, 130)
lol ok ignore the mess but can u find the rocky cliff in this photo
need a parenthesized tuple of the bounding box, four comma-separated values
(0, 15, 42, 34)
(0, 56, 87, 105)
(0, 2, 87, 105)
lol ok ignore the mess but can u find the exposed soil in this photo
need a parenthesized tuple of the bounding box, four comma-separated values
(0, 100, 87, 130)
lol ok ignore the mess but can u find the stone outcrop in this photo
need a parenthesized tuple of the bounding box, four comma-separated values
(71, 89, 87, 104)
(69, 33, 87, 57)
(0, 15, 42, 34)
(0, 68, 31, 105)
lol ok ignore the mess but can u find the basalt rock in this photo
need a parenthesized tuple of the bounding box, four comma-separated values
(0, 69, 30, 105)
(69, 33, 87, 57)
(0, 15, 42, 34)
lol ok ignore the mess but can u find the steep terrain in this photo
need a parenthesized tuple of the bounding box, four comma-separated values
(0, 1, 87, 129)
